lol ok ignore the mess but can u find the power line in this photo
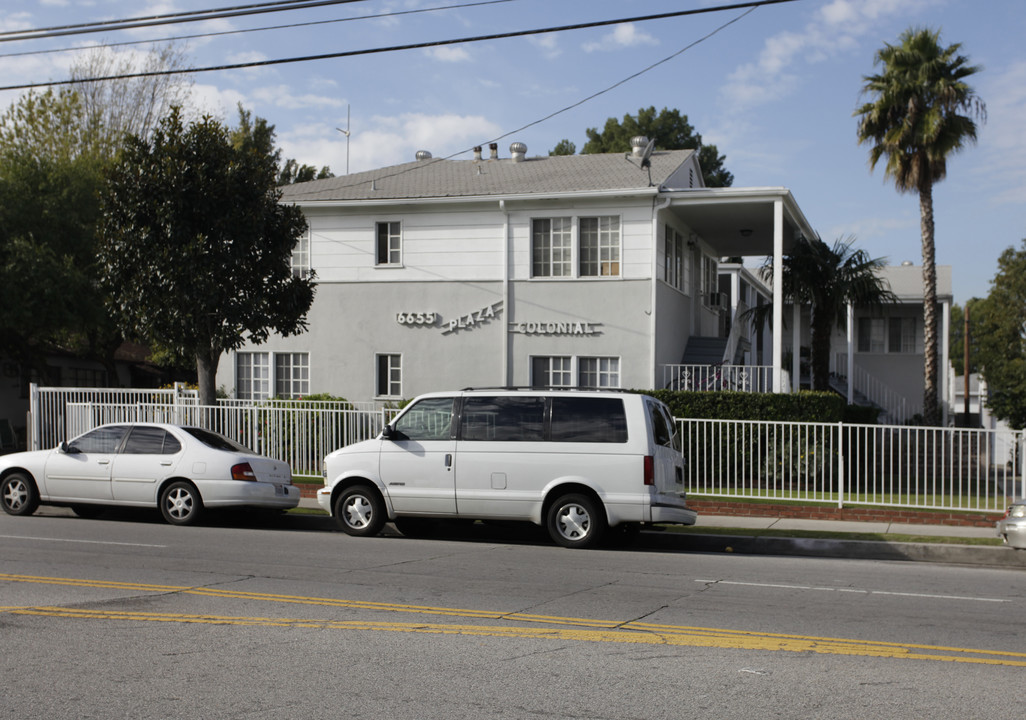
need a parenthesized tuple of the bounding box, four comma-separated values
(0, 0, 377, 43)
(0, 0, 800, 92)
(0, 0, 516, 60)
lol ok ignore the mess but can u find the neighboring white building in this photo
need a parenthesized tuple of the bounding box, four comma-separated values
(215, 140, 818, 403)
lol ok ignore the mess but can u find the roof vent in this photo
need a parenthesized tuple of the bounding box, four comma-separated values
(489, 142, 499, 160)
(415, 150, 432, 161)
(630, 136, 650, 157)
(473, 146, 483, 162)
(510, 142, 527, 162)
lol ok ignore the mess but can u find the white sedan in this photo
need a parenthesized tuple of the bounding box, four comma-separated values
(0, 423, 300, 525)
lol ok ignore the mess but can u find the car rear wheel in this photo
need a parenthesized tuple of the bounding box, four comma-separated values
(1, 472, 39, 516)
(334, 485, 385, 537)
(160, 481, 203, 525)
(546, 493, 606, 549)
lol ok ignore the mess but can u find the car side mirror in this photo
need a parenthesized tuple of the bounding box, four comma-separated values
(59, 441, 72, 454)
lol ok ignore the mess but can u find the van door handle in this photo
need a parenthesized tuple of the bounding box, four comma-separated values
(445, 453, 453, 469)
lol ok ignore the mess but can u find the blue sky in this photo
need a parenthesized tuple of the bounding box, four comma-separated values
(2, 0, 1023, 304)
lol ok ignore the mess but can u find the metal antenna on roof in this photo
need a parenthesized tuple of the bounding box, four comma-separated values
(640, 138, 655, 186)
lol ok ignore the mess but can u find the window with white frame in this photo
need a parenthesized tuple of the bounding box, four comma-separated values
(531, 356, 620, 389)
(579, 216, 620, 277)
(857, 318, 887, 353)
(375, 221, 401, 266)
(376, 353, 402, 397)
(291, 229, 311, 278)
(888, 317, 919, 353)
(275, 353, 310, 397)
(701, 254, 718, 305)
(236, 352, 270, 400)
(662, 224, 690, 294)
(578, 357, 620, 388)
(531, 218, 572, 277)
(531, 356, 572, 388)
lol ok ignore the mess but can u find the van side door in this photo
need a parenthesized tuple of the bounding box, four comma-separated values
(379, 396, 457, 515)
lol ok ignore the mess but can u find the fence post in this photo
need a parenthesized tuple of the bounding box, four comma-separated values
(837, 421, 845, 509)
(29, 382, 40, 451)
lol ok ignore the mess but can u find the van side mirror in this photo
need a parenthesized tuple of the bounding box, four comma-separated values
(381, 425, 395, 441)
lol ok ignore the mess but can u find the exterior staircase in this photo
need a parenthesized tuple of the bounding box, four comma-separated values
(681, 337, 728, 365)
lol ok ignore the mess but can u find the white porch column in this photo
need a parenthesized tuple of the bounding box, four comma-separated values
(846, 302, 854, 405)
(941, 299, 950, 425)
(792, 302, 800, 392)
(772, 199, 784, 393)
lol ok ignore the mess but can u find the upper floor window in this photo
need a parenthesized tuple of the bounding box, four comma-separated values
(531, 216, 620, 279)
(376, 221, 401, 266)
(579, 216, 620, 277)
(531, 218, 572, 277)
(291, 230, 311, 278)
(857, 317, 920, 354)
(662, 224, 690, 294)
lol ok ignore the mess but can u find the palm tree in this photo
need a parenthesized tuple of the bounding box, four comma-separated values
(760, 236, 896, 392)
(855, 27, 985, 425)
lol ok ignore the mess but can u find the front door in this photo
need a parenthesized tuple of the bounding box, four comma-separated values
(379, 397, 457, 515)
(43, 425, 130, 501)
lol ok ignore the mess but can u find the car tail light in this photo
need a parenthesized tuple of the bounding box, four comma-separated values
(643, 455, 654, 486)
(231, 462, 257, 481)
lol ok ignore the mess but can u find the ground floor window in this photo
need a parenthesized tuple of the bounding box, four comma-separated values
(377, 353, 402, 398)
(236, 352, 309, 400)
(275, 353, 310, 397)
(531, 356, 620, 389)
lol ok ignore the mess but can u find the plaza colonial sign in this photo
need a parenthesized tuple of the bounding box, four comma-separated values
(509, 320, 601, 336)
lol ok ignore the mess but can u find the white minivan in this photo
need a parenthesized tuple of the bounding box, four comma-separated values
(319, 389, 696, 548)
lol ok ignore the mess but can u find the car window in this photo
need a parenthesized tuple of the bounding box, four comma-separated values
(181, 427, 251, 453)
(68, 425, 130, 454)
(648, 401, 673, 448)
(122, 427, 182, 455)
(460, 396, 546, 442)
(394, 397, 454, 442)
(550, 397, 627, 443)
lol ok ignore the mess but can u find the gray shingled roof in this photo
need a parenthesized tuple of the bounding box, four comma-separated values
(280, 149, 694, 203)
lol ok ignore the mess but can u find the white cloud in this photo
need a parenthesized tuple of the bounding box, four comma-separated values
(974, 61, 1026, 207)
(188, 82, 247, 123)
(720, 0, 939, 112)
(424, 46, 471, 63)
(582, 23, 658, 53)
(278, 113, 504, 174)
(249, 85, 345, 110)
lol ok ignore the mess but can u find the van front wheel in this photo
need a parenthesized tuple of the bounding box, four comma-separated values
(334, 485, 386, 537)
(547, 494, 606, 549)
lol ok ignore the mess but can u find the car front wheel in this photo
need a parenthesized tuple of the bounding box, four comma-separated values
(546, 493, 606, 549)
(160, 481, 203, 525)
(334, 485, 385, 537)
(1, 473, 39, 516)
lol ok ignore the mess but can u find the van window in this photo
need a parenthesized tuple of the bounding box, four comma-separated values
(460, 396, 546, 441)
(648, 401, 673, 447)
(550, 397, 627, 443)
(394, 397, 454, 441)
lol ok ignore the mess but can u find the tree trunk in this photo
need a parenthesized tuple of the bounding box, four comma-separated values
(195, 349, 220, 407)
(919, 182, 940, 425)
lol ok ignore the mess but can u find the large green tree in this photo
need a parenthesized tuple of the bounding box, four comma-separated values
(99, 107, 316, 405)
(760, 236, 896, 392)
(971, 241, 1026, 429)
(231, 106, 332, 185)
(553, 106, 733, 187)
(855, 28, 985, 425)
(0, 88, 110, 380)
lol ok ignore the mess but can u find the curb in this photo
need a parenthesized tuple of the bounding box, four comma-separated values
(667, 531, 1026, 568)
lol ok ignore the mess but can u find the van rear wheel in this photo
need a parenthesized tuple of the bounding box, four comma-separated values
(547, 493, 606, 549)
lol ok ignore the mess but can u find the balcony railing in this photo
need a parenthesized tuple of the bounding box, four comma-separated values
(661, 364, 774, 393)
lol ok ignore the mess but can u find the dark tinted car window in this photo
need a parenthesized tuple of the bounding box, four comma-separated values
(68, 425, 130, 454)
(394, 397, 454, 442)
(550, 397, 627, 443)
(648, 401, 673, 448)
(182, 427, 251, 453)
(460, 396, 546, 442)
(122, 427, 182, 455)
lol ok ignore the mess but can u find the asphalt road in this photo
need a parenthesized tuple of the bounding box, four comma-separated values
(2, 508, 1023, 719)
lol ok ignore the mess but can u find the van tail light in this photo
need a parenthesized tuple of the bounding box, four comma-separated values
(643, 455, 655, 486)
(231, 462, 257, 481)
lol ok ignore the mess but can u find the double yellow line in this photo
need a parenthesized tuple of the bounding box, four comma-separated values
(3, 572, 1024, 667)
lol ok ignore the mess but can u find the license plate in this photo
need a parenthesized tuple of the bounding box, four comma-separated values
(273, 484, 285, 496)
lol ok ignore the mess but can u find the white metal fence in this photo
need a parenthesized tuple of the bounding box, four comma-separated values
(29, 385, 1026, 511)
(680, 418, 1024, 513)
(662, 364, 776, 393)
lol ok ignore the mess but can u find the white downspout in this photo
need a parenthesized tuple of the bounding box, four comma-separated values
(651, 196, 672, 389)
(500, 199, 511, 386)
(772, 200, 784, 393)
